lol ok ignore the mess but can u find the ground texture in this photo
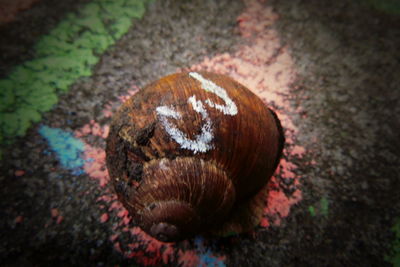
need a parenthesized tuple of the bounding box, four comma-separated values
(1, 0, 399, 266)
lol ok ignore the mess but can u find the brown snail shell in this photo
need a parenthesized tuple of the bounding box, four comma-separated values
(106, 72, 284, 242)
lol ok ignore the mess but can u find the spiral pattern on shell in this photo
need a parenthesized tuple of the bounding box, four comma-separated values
(106, 72, 284, 242)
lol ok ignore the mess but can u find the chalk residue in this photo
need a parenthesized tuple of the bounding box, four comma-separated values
(39, 125, 85, 174)
(75, 119, 109, 139)
(189, 72, 238, 116)
(156, 103, 214, 154)
(82, 144, 109, 187)
(155, 72, 239, 154)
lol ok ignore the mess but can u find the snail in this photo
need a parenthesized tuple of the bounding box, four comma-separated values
(106, 72, 284, 242)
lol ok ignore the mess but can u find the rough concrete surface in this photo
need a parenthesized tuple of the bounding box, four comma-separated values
(0, 0, 399, 266)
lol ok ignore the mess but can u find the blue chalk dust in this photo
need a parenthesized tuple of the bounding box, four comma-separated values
(194, 237, 226, 267)
(39, 125, 85, 174)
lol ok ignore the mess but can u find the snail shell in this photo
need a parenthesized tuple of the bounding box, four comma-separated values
(106, 72, 284, 242)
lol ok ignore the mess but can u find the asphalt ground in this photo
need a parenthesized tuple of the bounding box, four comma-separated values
(0, 0, 399, 266)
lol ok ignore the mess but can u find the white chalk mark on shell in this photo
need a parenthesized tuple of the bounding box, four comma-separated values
(189, 72, 238, 116)
(155, 105, 181, 119)
(156, 100, 213, 154)
(156, 72, 238, 153)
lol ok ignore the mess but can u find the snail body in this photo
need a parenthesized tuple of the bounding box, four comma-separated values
(106, 72, 284, 242)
